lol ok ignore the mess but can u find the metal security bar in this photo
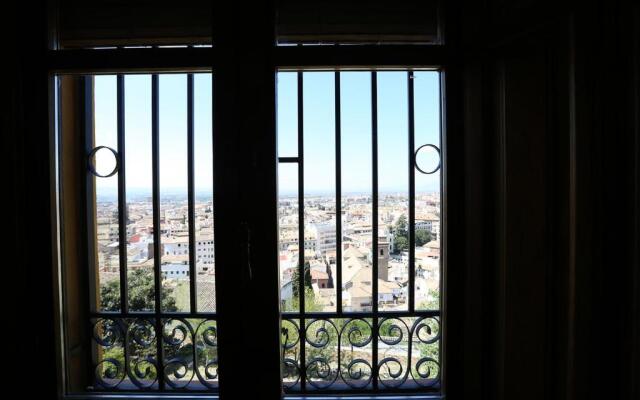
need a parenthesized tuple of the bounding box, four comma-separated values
(296, 71, 307, 392)
(408, 70, 416, 313)
(334, 70, 343, 315)
(117, 75, 129, 315)
(278, 70, 443, 394)
(371, 71, 380, 391)
(86, 73, 218, 392)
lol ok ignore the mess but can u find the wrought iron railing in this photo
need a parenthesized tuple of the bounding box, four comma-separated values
(91, 316, 218, 390)
(281, 312, 441, 393)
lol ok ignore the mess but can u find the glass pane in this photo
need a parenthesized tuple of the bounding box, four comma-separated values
(414, 71, 441, 310)
(377, 72, 408, 311)
(93, 75, 120, 312)
(340, 72, 373, 312)
(159, 74, 190, 312)
(124, 74, 155, 312)
(278, 163, 299, 312)
(303, 72, 336, 312)
(277, 72, 298, 157)
(194, 73, 216, 312)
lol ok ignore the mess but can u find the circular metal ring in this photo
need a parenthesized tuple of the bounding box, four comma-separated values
(414, 144, 441, 175)
(88, 146, 119, 178)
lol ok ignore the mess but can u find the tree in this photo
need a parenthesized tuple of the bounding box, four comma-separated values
(394, 214, 408, 237)
(391, 215, 433, 252)
(98, 268, 178, 382)
(415, 230, 432, 246)
(100, 267, 177, 312)
(394, 236, 409, 253)
(418, 289, 440, 311)
(290, 261, 313, 296)
(392, 215, 409, 253)
(286, 261, 322, 312)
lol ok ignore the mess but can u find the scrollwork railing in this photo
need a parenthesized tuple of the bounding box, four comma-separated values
(281, 314, 440, 392)
(91, 317, 218, 391)
(92, 314, 438, 393)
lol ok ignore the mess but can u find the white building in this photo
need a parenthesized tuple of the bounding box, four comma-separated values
(313, 223, 336, 255)
(161, 254, 190, 279)
(196, 234, 215, 270)
(279, 229, 317, 252)
(159, 234, 215, 272)
(163, 236, 189, 256)
(415, 213, 440, 239)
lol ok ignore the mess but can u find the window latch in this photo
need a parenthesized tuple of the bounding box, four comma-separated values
(241, 222, 253, 281)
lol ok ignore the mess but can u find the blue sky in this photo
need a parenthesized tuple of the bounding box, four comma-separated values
(277, 70, 441, 195)
(93, 71, 440, 198)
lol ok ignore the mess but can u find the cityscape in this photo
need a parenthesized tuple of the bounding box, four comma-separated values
(93, 191, 441, 313)
(88, 71, 443, 389)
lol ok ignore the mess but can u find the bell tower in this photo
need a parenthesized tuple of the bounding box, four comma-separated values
(377, 237, 389, 281)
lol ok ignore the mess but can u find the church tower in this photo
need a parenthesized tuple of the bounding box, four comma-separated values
(377, 236, 390, 281)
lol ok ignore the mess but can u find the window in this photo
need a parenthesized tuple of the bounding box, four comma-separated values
(57, 68, 445, 398)
(277, 70, 442, 393)
(51, 4, 448, 399)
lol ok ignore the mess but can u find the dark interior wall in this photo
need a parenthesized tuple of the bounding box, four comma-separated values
(4, 1, 638, 399)
(571, 4, 639, 399)
(5, 1, 58, 398)
(453, 1, 639, 400)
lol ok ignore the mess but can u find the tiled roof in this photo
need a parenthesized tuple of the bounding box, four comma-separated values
(196, 280, 216, 312)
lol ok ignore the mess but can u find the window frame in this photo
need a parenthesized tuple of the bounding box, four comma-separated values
(48, 9, 459, 400)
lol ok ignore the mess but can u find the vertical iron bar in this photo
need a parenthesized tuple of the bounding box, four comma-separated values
(151, 74, 165, 390)
(187, 73, 197, 312)
(371, 71, 379, 389)
(297, 71, 306, 391)
(335, 71, 342, 314)
(82, 76, 98, 383)
(117, 74, 129, 314)
(408, 71, 416, 313)
(438, 70, 446, 388)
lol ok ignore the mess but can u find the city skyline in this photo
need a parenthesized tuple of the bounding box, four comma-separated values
(95, 189, 441, 202)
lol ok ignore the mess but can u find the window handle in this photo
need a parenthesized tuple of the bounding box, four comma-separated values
(242, 222, 253, 281)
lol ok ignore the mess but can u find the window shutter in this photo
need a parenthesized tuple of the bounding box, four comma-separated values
(276, 0, 441, 44)
(58, 0, 212, 48)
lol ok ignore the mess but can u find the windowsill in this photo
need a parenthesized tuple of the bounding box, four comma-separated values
(286, 396, 443, 400)
(64, 394, 219, 400)
(65, 394, 442, 400)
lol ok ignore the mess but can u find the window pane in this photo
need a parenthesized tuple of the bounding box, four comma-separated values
(340, 72, 373, 312)
(279, 163, 299, 312)
(125, 74, 155, 312)
(159, 74, 190, 312)
(414, 71, 441, 310)
(277, 72, 298, 157)
(377, 71, 408, 312)
(303, 72, 337, 312)
(194, 73, 216, 312)
(93, 75, 120, 312)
